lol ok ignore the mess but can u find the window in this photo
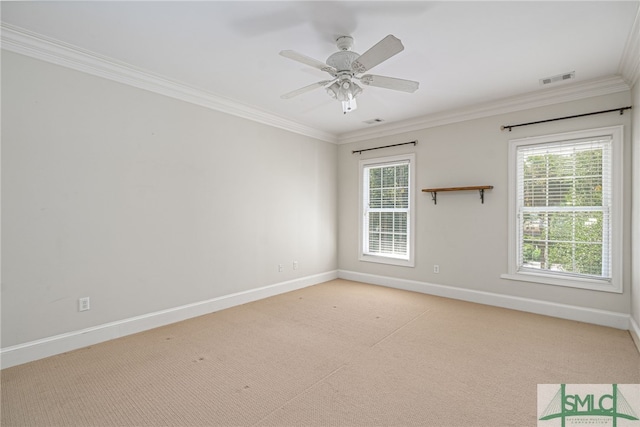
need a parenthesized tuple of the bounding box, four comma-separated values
(503, 126, 623, 292)
(359, 154, 415, 267)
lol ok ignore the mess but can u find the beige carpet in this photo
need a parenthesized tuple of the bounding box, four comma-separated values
(2, 279, 639, 426)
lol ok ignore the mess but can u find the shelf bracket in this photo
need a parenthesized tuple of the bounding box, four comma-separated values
(479, 188, 485, 204)
(430, 192, 437, 205)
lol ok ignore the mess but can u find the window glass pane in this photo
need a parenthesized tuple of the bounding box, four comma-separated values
(523, 156, 572, 207)
(396, 187, 408, 208)
(522, 146, 605, 208)
(396, 165, 408, 187)
(369, 233, 380, 252)
(573, 175, 602, 206)
(547, 212, 574, 241)
(380, 212, 394, 232)
(574, 211, 603, 243)
(521, 210, 604, 276)
(380, 234, 393, 254)
(394, 234, 407, 254)
(522, 148, 603, 206)
(574, 243, 603, 276)
(369, 168, 381, 189)
(369, 189, 382, 208)
(369, 212, 380, 231)
(382, 167, 395, 187)
(382, 188, 395, 208)
(394, 213, 407, 234)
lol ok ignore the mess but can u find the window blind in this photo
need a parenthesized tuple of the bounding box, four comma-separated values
(516, 136, 612, 279)
(364, 161, 410, 259)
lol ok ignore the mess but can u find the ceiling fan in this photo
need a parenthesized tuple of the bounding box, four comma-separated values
(280, 34, 419, 114)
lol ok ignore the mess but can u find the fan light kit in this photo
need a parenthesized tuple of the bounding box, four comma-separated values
(280, 35, 419, 114)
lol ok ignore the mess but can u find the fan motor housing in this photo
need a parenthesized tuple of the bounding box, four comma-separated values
(326, 51, 360, 73)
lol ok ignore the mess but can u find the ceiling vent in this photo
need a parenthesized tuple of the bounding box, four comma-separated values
(540, 71, 575, 86)
(364, 118, 384, 125)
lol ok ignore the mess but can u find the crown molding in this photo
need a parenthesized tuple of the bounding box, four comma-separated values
(337, 75, 631, 144)
(0, 23, 338, 144)
(2, 22, 633, 147)
(618, 4, 640, 87)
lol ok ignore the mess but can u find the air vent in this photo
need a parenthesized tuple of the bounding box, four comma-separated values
(540, 71, 575, 85)
(364, 118, 384, 125)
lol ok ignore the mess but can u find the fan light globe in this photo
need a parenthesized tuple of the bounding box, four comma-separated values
(326, 79, 362, 113)
(326, 82, 340, 99)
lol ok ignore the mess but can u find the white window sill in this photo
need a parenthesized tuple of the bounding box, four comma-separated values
(360, 254, 415, 268)
(500, 272, 621, 293)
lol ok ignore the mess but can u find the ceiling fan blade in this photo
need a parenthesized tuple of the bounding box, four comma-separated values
(359, 74, 419, 93)
(280, 50, 337, 75)
(351, 35, 404, 74)
(281, 80, 334, 99)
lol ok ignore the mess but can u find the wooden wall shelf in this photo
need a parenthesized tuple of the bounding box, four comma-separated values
(422, 186, 494, 205)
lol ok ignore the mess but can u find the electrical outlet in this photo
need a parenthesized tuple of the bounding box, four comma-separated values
(293, 261, 298, 270)
(278, 264, 284, 272)
(79, 297, 90, 312)
(433, 265, 440, 274)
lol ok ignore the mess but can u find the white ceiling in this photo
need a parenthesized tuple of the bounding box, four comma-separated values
(2, 1, 638, 141)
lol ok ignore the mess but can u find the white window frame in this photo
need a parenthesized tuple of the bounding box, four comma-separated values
(359, 153, 416, 267)
(502, 126, 623, 293)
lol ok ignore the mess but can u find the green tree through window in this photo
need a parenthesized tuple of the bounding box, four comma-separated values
(518, 139, 611, 278)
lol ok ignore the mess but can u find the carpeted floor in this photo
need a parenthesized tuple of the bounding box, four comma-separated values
(2, 279, 639, 426)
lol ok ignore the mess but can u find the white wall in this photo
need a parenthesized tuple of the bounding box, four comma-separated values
(338, 91, 632, 315)
(1, 47, 636, 364)
(1, 51, 338, 349)
(631, 80, 640, 345)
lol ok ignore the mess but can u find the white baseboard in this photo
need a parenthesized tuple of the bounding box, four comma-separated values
(0, 271, 338, 369)
(338, 270, 630, 330)
(630, 317, 640, 354)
